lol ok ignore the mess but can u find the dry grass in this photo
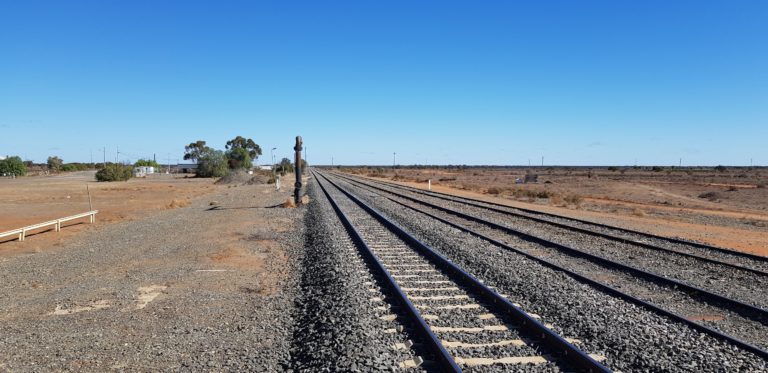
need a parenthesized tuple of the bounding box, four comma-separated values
(166, 199, 191, 209)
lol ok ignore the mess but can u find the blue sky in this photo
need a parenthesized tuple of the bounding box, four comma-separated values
(1, 1, 765, 166)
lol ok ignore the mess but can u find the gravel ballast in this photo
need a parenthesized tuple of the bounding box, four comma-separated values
(343, 174, 768, 310)
(288, 179, 414, 371)
(326, 173, 768, 372)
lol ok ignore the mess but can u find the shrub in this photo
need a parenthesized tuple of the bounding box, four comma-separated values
(134, 159, 161, 168)
(486, 187, 502, 195)
(727, 186, 738, 192)
(61, 164, 78, 172)
(0, 156, 27, 176)
(564, 194, 583, 205)
(95, 164, 133, 182)
(197, 150, 229, 178)
(47, 156, 63, 172)
(698, 191, 721, 201)
(651, 166, 664, 172)
(757, 183, 766, 189)
(714, 165, 727, 173)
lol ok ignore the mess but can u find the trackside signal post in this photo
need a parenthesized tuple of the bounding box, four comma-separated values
(294, 136, 303, 205)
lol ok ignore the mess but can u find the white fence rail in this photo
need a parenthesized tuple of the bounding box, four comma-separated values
(0, 210, 99, 242)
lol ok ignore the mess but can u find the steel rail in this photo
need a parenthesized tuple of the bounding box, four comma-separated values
(335, 173, 768, 321)
(321, 171, 768, 361)
(315, 171, 612, 373)
(314, 171, 461, 372)
(336, 171, 768, 263)
(333, 172, 768, 276)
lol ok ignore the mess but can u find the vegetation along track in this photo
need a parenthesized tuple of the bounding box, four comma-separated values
(333, 172, 768, 309)
(314, 171, 611, 372)
(317, 170, 768, 370)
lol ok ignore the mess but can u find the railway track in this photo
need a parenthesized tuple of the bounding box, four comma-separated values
(319, 171, 768, 360)
(335, 171, 768, 274)
(314, 171, 611, 372)
(332, 172, 768, 310)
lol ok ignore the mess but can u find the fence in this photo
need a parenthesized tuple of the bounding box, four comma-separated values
(0, 210, 99, 242)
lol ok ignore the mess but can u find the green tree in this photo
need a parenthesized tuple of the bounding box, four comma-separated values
(0, 156, 27, 176)
(276, 157, 294, 175)
(197, 150, 229, 177)
(134, 159, 161, 168)
(226, 147, 252, 169)
(47, 156, 63, 172)
(95, 164, 133, 182)
(225, 136, 262, 160)
(184, 140, 211, 163)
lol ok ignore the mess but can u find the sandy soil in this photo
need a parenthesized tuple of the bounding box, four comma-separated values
(340, 167, 768, 256)
(0, 171, 222, 256)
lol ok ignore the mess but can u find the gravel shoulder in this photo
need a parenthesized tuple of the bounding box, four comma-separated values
(0, 182, 304, 372)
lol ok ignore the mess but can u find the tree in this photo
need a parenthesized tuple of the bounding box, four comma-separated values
(197, 150, 229, 177)
(225, 136, 262, 160)
(184, 140, 211, 163)
(95, 164, 133, 182)
(276, 157, 294, 175)
(0, 156, 27, 176)
(134, 159, 161, 168)
(226, 147, 252, 170)
(47, 156, 64, 172)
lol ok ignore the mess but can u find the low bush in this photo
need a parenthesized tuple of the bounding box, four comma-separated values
(486, 187, 503, 195)
(95, 164, 133, 182)
(564, 194, 583, 205)
(698, 191, 721, 201)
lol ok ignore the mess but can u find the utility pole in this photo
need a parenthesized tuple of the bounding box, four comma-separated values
(102, 146, 106, 168)
(90, 149, 93, 164)
(331, 156, 334, 167)
(541, 156, 544, 167)
(679, 158, 682, 167)
(167, 153, 171, 174)
(116, 145, 119, 164)
(393, 152, 396, 167)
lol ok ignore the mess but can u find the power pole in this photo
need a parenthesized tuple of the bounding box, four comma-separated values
(393, 152, 396, 167)
(102, 147, 106, 168)
(541, 156, 544, 167)
(116, 145, 119, 164)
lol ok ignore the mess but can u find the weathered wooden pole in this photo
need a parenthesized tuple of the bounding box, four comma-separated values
(294, 136, 303, 205)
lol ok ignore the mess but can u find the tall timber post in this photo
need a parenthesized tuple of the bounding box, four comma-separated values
(294, 136, 303, 205)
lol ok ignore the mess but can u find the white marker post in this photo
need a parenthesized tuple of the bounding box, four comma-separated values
(428, 179, 431, 191)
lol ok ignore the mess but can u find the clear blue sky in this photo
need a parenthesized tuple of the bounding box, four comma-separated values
(1, 1, 765, 166)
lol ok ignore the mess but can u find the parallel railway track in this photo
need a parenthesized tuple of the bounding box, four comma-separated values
(334, 171, 768, 274)
(314, 170, 611, 372)
(322, 170, 768, 359)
